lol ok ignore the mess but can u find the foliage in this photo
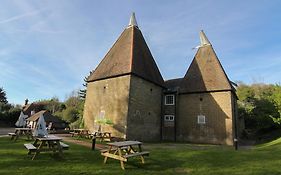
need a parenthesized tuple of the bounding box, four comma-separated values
(30, 92, 85, 127)
(52, 91, 85, 127)
(79, 71, 92, 100)
(0, 86, 85, 127)
(69, 115, 84, 129)
(61, 107, 80, 123)
(35, 97, 64, 114)
(94, 118, 113, 132)
(0, 87, 8, 104)
(95, 118, 113, 125)
(0, 87, 21, 126)
(0, 104, 21, 126)
(237, 83, 281, 135)
(2, 136, 281, 174)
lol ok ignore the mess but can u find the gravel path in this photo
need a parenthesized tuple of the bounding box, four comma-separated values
(55, 134, 107, 150)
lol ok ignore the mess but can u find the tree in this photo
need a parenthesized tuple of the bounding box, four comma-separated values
(237, 83, 281, 135)
(79, 71, 92, 100)
(54, 91, 85, 128)
(0, 87, 8, 104)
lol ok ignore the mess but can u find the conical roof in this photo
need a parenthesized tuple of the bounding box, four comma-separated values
(180, 31, 232, 93)
(87, 14, 164, 87)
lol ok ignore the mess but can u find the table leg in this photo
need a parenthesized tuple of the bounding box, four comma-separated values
(103, 146, 112, 164)
(138, 144, 145, 163)
(14, 134, 19, 142)
(56, 140, 63, 157)
(27, 131, 32, 140)
(32, 141, 44, 160)
(108, 133, 111, 141)
(140, 156, 145, 164)
(118, 148, 125, 170)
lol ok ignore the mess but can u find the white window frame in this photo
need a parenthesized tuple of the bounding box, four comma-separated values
(164, 115, 175, 121)
(197, 115, 206, 124)
(165, 95, 175, 105)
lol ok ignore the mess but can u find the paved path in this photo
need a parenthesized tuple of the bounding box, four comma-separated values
(0, 127, 14, 137)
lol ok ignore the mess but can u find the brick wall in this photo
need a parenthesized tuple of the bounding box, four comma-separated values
(83, 75, 131, 138)
(177, 91, 234, 145)
(127, 75, 162, 142)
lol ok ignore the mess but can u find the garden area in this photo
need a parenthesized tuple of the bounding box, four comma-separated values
(1, 135, 281, 175)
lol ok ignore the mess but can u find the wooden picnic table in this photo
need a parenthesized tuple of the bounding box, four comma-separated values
(70, 129, 90, 138)
(9, 128, 33, 141)
(101, 141, 149, 170)
(91, 131, 111, 141)
(24, 135, 69, 160)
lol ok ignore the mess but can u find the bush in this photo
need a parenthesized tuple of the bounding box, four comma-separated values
(0, 106, 21, 126)
(237, 83, 281, 137)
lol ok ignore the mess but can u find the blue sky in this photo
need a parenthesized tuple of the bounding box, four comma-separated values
(1, 0, 281, 105)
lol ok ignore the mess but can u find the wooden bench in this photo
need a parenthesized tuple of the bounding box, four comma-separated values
(92, 132, 111, 141)
(24, 143, 37, 155)
(123, 151, 149, 158)
(8, 132, 16, 136)
(60, 142, 69, 150)
(8, 133, 16, 140)
(70, 132, 77, 137)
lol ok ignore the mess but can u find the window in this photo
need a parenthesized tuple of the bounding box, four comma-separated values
(197, 115, 206, 124)
(164, 115, 175, 121)
(165, 95, 175, 105)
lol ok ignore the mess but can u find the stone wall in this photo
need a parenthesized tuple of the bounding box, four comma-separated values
(83, 75, 131, 138)
(177, 91, 234, 145)
(127, 75, 162, 142)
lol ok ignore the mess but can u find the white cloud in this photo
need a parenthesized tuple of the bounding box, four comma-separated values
(0, 9, 43, 24)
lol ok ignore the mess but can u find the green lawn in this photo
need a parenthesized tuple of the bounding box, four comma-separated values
(0, 137, 281, 175)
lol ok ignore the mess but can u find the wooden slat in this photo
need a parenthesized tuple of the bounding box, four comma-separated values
(107, 141, 142, 147)
(123, 151, 149, 158)
(24, 143, 37, 150)
(101, 152, 127, 162)
(60, 142, 69, 150)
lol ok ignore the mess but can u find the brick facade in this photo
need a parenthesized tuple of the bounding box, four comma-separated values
(83, 16, 242, 145)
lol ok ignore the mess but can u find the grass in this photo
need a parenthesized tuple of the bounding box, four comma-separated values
(0, 137, 281, 175)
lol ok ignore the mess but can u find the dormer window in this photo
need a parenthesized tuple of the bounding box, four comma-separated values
(165, 95, 175, 105)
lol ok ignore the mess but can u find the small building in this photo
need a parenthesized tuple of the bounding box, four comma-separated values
(22, 102, 44, 117)
(83, 13, 244, 145)
(27, 110, 66, 130)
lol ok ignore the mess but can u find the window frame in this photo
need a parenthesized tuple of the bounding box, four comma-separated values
(197, 115, 206, 124)
(164, 95, 175, 105)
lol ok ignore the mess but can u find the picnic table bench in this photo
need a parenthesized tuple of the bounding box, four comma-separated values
(9, 128, 33, 141)
(91, 131, 112, 141)
(8, 133, 16, 140)
(101, 141, 149, 170)
(23, 135, 69, 160)
(70, 129, 90, 138)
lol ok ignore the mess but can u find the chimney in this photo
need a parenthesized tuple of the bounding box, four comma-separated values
(25, 99, 29, 105)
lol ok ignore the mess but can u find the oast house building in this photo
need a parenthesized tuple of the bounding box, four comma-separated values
(83, 13, 243, 145)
